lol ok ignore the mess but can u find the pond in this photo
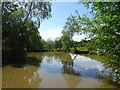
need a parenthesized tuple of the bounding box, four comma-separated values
(2, 52, 117, 88)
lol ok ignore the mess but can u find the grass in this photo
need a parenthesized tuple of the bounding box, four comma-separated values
(82, 54, 109, 63)
(70, 47, 88, 51)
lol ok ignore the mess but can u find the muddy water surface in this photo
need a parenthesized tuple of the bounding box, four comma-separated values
(2, 52, 117, 88)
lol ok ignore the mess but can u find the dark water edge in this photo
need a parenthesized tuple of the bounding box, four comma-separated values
(2, 50, 88, 67)
(2, 52, 120, 88)
(29, 50, 89, 54)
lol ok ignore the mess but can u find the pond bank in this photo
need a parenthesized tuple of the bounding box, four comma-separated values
(29, 49, 89, 54)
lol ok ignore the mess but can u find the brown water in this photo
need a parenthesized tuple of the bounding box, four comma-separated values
(2, 52, 117, 88)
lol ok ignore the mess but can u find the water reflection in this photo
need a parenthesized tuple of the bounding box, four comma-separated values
(27, 57, 42, 67)
(62, 54, 80, 76)
(2, 52, 117, 88)
(64, 74, 81, 88)
(3, 55, 43, 88)
(2, 66, 41, 88)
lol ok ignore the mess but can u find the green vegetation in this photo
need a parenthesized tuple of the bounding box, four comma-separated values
(70, 47, 88, 52)
(2, 2, 52, 65)
(1, 2, 120, 85)
(60, 2, 120, 84)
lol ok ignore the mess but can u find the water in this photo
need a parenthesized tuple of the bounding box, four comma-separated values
(2, 52, 117, 88)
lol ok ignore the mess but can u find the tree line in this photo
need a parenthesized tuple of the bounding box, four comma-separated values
(1, 2, 120, 84)
(2, 2, 120, 64)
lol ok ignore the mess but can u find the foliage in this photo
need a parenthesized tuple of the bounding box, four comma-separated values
(61, 31, 74, 50)
(54, 37, 62, 49)
(62, 2, 120, 61)
(43, 37, 62, 50)
(45, 38, 55, 50)
(62, 2, 120, 84)
(2, 2, 52, 65)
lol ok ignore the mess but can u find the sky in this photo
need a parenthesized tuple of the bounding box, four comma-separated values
(39, 2, 92, 41)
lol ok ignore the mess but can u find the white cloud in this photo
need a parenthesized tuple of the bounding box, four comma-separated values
(39, 27, 63, 41)
(73, 34, 87, 41)
(39, 27, 88, 41)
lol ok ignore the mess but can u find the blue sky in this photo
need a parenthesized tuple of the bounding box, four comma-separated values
(39, 2, 91, 41)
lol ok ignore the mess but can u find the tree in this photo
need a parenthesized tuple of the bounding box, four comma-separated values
(2, 2, 52, 65)
(62, 2, 120, 61)
(61, 31, 73, 50)
(45, 38, 55, 50)
(54, 37, 62, 49)
(82, 2, 120, 84)
(81, 2, 120, 60)
(62, 2, 120, 84)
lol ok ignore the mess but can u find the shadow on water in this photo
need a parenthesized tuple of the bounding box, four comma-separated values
(26, 57, 42, 67)
(2, 56, 43, 68)
(2, 57, 27, 68)
(2, 62, 42, 88)
(2, 53, 44, 88)
(2, 52, 119, 88)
